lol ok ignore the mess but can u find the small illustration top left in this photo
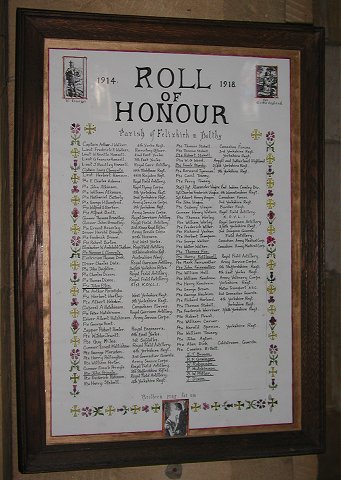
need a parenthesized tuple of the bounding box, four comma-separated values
(63, 56, 87, 99)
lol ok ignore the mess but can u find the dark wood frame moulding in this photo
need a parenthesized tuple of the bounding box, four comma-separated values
(14, 8, 325, 473)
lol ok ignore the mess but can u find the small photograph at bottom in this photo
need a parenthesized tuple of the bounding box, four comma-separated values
(163, 399, 189, 437)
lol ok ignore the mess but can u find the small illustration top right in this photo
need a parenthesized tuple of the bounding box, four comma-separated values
(256, 65, 278, 98)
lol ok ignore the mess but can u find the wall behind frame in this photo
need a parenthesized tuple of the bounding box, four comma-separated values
(1, 0, 339, 479)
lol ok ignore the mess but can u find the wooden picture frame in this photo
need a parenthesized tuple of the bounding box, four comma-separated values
(14, 8, 324, 473)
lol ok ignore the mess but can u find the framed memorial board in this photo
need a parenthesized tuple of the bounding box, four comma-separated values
(14, 9, 324, 473)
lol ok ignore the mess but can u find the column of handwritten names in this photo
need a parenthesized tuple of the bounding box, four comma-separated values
(175, 139, 266, 385)
(129, 143, 174, 385)
(175, 143, 219, 383)
(81, 141, 130, 387)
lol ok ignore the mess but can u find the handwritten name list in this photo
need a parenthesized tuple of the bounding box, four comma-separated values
(79, 135, 266, 388)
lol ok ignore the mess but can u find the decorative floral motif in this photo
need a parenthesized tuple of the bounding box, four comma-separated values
(82, 407, 92, 417)
(265, 130, 279, 396)
(70, 123, 81, 134)
(256, 399, 266, 409)
(70, 348, 80, 360)
(71, 206, 80, 218)
(69, 123, 82, 398)
(70, 397, 277, 418)
(269, 316, 277, 327)
(93, 406, 104, 416)
(117, 405, 129, 415)
(71, 319, 80, 333)
(266, 236, 276, 246)
(267, 210, 275, 222)
(266, 131, 275, 142)
(71, 235, 81, 246)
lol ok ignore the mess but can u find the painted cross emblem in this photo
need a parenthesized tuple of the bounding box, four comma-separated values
(70, 308, 79, 318)
(267, 259, 276, 270)
(234, 401, 244, 410)
(191, 402, 201, 412)
(267, 305, 277, 315)
(71, 173, 80, 183)
(70, 373, 80, 383)
(84, 123, 96, 135)
(130, 405, 141, 414)
(269, 366, 278, 377)
(267, 284, 277, 295)
(267, 225, 276, 235)
(266, 198, 276, 209)
(70, 147, 80, 158)
(105, 405, 115, 416)
(267, 396, 278, 411)
(71, 195, 81, 205)
(267, 178, 275, 188)
(70, 336, 80, 347)
(266, 153, 275, 164)
(152, 404, 160, 413)
(70, 260, 80, 270)
(70, 405, 81, 417)
(70, 224, 81, 234)
(211, 402, 221, 411)
(251, 129, 262, 140)
(268, 331, 278, 341)
(70, 286, 79, 296)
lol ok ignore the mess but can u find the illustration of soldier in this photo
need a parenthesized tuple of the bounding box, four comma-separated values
(256, 66, 278, 98)
(63, 57, 86, 99)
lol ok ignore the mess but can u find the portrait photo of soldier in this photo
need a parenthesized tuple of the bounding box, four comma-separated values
(163, 399, 189, 437)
